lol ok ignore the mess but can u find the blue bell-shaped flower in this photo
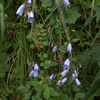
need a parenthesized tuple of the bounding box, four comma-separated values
(27, 0, 32, 7)
(57, 80, 61, 86)
(34, 64, 39, 71)
(52, 46, 57, 53)
(72, 73, 75, 80)
(16, 5, 24, 17)
(28, 11, 34, 23)
(33, 71, 38, 79)
(64, 0, 70, 7)
(63, 59, 70, 69)
(61, 70, 67, 78)
(29, 70, 34, 78)
(49, 74, 54, 80)
(67, 43, 72, 54)
(75, 78, 81, 86)
(61, 78, 67, 84)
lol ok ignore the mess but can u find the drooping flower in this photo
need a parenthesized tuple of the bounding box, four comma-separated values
(61, 70, 67, 78)
(64, 0, 70, 7)
(67, 43, 72, 53)
(29, 70, 34, 77)
(62, 78, 67, 84)
(16, 5, 24, 17)
(27, 0, 32, 7)
(75, 70, 78, 77)
(63, 59, 70, 69)
(33, 71, 38, 79)
(57, 80, 61, 86)
(72, 73, 75, 80)
(52, 46, 57, 52)
(34, 64, 39, 71)
(49, 74, 54, 80)
(75, 78, 81, 86)
(28, 11, 34, 23)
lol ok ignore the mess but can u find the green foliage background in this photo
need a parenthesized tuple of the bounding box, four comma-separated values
(0, 0, 100, 100)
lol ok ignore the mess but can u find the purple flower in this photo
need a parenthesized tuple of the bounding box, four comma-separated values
(57, 80, 61, 86)
(27, 0, 32, 7)
(16, 5, 24, 17)
(63, 59, 70, 69)
(28, 11, 34, 23)
(57, 5, 59, 10)
(34, 64, 39, 71)
(61, 70, 67, 78)
(62, 78, 67, 84)
(29, 70, 34, 78)
(75, 78, 81, 86)
(52, 46, 57, 52)
(33, 71, 38, 79)
(64, 0, 70, 7)
(49, 74, 54, 80)
(72, 73, 75, 80)
(67, 43, 72, 53)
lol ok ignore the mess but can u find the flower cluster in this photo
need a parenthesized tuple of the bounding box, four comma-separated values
(50, 42, 81, 87)
(16, 0, 34, 23)
(29, 64, 39, 79)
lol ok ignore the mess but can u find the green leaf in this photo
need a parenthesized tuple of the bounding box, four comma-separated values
(50, 90, 60, 97)
(42, 41, 49, 46)
(44, 60, 49, 65)
(40, 29, 46, 32)
(72, 38, 79, 42)
(34, 86, 42, 92)
(66, 7, 81, 23)
(41, 0, 52, 7)
(92, 7, 100, 22)
(30, 44, 34, 49)
(43, 87, 50, 99)
(43, 53, 48, 58)
(27, 81, 38, 86)
(75, 93, 85, 100)
(42, 84, 48, 90)
(17, 85, 25, 91)
(40, 62, 44, 66)
(45, 62, 59, 67)
(72, 84, 80, 92)
(61, 94, 71, 100)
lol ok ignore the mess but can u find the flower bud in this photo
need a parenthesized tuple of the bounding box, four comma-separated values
(28, 11, 34, 23)
(75, 78, 81, 86)
(52, 46, 57, 52)
(49, 74, 54, 80)
(34, 64, 39, 71)
(67, 43, 72, 54)
(62, 78, 67, 84)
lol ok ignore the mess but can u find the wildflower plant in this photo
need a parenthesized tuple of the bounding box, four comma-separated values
(15, 0, 85, 100)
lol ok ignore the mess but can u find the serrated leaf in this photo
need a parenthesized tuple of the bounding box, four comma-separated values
(43, 87, 50, 99)
(50, 90, 60, 97)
